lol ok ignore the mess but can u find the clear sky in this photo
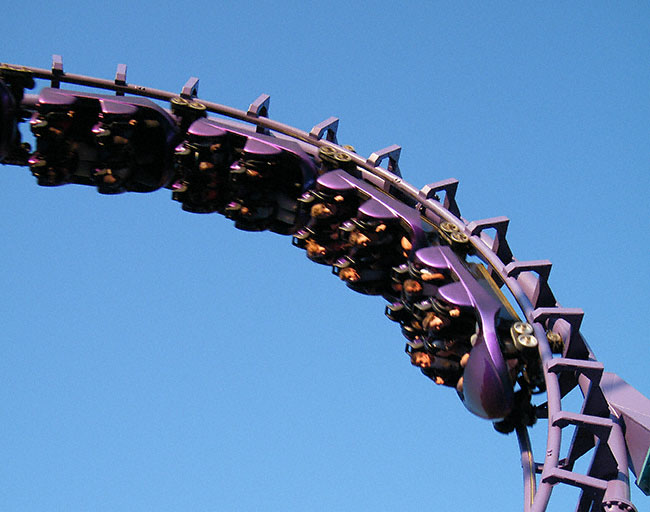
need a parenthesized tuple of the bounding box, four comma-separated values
(1, 3, 649, 511)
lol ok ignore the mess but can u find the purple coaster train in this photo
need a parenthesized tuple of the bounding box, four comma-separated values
(1, 56, 648, 512)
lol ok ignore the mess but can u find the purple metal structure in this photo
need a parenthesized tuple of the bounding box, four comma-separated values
(1, 56, 648, 512)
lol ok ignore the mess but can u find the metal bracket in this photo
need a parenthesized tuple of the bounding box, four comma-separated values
(468, 216, 513, 266)
(506, 260, 552, 281)
(51, 54, 63, 89)
(533, 308, 584, 336)
(309, 116, 339, 143)
(114, 64, 127, 96)
(180, 77, 199, 99)
(247, 93, 270, 134)
(367, 144, 401, 177)
(505, 259, 556, 308)
(418, 178, 460, 218)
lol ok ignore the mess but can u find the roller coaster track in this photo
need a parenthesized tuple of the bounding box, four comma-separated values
(1, 56, 648, 512)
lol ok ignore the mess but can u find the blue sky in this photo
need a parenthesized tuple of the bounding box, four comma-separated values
(1, 3, 649, 511)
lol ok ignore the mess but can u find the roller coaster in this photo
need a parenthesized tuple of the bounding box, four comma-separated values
(1, 56, 648, 511)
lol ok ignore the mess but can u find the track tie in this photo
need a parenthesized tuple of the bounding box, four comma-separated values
(546, 358, 604, 383)
(551, 411, 613, 440)
(309, 116, 339, 143)
(247, 93, 271, 134)
(366, 144, 402, 177)
(114, 63, 127, 96)
(418, 178, 461, 217)
(467, 216, 513, 267)
(51, 54, 63, 88)
(180, 76, 199, 99)
(542, 467, 608, 495)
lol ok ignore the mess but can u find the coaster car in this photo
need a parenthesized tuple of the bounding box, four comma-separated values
(405, 341, 464, 390)
(0, 69, 35, 165)
(223, 131, 318, 234)
(315, 169, 431, 257)
(414, 245, 518, 420)
(332, 256, 390, 296)
(0, 80, 19, 162)
(172, 118, 233, 213)
(92, 96, 178, 193)
(28, 88, 101, 186)
(304, 169, 431, 298)
(292, 187, 359, 265)
(227, 138, 296, 233)
(28, 88, 179, 192)
(170, 116, 319, 233)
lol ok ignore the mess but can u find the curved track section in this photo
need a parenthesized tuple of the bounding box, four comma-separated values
(1, 57, 648, 512)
